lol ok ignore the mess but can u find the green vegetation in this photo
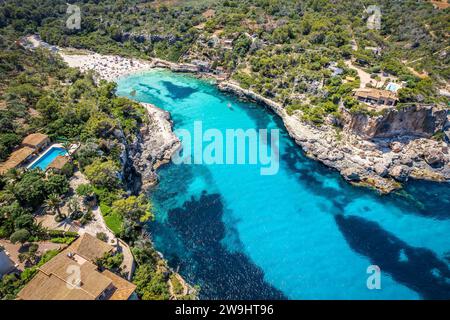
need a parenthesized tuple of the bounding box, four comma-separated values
(1, 0, 446, 301)
(133, 264, 171, 300)
(0, 28, 170, 299)
(96, 231, 108, 242)
(170, 274, 184, 296)
(103, 210, 123, 236)
(9, 229, 30, 246)
(84, 159, 120, 190)
(25, 1, 450, 119)
(0, 170, 69, 242)
(49, 236, 77, 244)
(96, 252, 124, 274)
(0, 0, 447, 127)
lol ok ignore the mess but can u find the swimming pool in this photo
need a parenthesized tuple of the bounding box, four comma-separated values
(386, 82, 401, 92)
(28, 146, 67, 170)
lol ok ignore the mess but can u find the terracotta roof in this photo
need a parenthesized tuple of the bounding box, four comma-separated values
(69, 233, 114, 262)
(17, 272, 93, 300)
(17, 254, 112, 300)
(0, 147, 34, 174)
(102, 270, 137, 300)
(17, 234, 137, 300)
(22, 133, 49, 148)
(48, 155, 69, 170)
(354, 88, 398, 101)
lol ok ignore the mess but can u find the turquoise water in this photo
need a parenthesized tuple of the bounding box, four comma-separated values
(29, 147, 67, 170)
(117, 69, 450, 300)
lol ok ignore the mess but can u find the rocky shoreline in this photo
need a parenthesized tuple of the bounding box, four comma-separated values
(217, 81, 450, 194)
(147, 61, 450, 194)
(131, 103, 181, 191)
(58, 48, 449, 194)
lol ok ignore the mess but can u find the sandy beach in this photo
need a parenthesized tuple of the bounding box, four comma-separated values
(59, 50, 154, 82)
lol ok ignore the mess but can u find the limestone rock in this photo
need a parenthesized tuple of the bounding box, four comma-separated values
(344, 104, 448, 139)
(342, 168, 361, 181)
(423, 149, 446, 167)
(374, 163, 388, 177)
(389, 165, 410, 182)
(390, 141, 403, 153)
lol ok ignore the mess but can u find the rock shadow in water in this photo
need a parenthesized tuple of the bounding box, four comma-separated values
(138, 83, 162, 96)
(165, 191, 286, 300)
(282, 138, 450, 220)
(281, 140, 348, 201)
(335, 214, 450, 300)
(160, 80, 197, 100)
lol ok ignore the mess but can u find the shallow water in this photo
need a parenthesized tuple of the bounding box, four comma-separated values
(116, 69, 450, 300)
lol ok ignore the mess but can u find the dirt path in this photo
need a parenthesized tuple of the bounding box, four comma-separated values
(68, 171, 136, 278)
(344, 60, 396, 88)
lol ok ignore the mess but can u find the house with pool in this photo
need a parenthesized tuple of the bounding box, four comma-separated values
(27, 145, 70, 171)
(0, 133, 75, 175)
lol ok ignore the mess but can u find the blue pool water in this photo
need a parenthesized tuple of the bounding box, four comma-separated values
(116, 69, 450, 300)
(386, 82, 401, 92)
(29, 147, 67, 170)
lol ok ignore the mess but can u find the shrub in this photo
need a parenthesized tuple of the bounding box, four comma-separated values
(96, 232, 108, 243)
(50, 237, 76, 244)
(10, 229, 30, 245)
(80, 209, 94, 226)
(60, 162, 75, 177)
(84, 159, 120, 189)
(76, 183, 95, 198)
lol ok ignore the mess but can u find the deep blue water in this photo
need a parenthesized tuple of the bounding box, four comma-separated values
(116, 69, 450, 300)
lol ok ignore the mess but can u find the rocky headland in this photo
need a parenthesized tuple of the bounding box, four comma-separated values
(218, 81, 450, 194)
(129, 103, 181, 191)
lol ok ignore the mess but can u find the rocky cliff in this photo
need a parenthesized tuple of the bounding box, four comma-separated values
(344, 104, 448, 139)
(112, 102, 181, 194)
(151, 58, 199, 73)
